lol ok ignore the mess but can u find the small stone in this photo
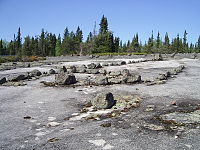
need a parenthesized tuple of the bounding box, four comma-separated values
(47, 122, 60, 127)
(100, 122, 111, 127)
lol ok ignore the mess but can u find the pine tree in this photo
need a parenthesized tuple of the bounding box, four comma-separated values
(99, 15, 108, 34)
(55, 34, 61, 56)
(39, 29, 46, 56)
(16, 27, 22, 57)
(197, 36, 200, 53)
(183, 30, 188, 52)
(0, 39, 4, 55)
(156, 32, 161, 49)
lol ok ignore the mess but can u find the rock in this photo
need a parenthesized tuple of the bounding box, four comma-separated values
(120, 61, 126, 65)
(55, 72, 76, 85)
(91, 92, 115, 109)
(122, 69, 131, 76)
(100, 122, 111, 127)
(191, 53, 197, 59)
(49, 69, 56, 74)
(67, 66, 77, 73)
(175, 65, 185, 73)
(146, 105, 155, 111)
(154, 53, 163, 61)
(99, 69, 107, 75)
(29, 69, 42, 77)
(3, 81, 27, 86)
(95, 76, 109, 85)
(0, 77, 6, 84)
(86, 69, 100, 74)
(125, 75, 141, 83)
(58, 66, 67, 73)
(47, 122, 60, 127)
(127, 61, 132, 64)
(171, 52, 176, 58)
(109, 71, 121, 77)
(164, 71, 171, 78)
(7, 73, 27, 81)
(76, 68, 86, 73)
(110, 62, 119, 66)
(76, 65, 87, 73)
(169, 69, 177, 75)
(156, 74, 167, 80)
(95, 63, 102, 69)
(108, 77, 122, 84)
(87, 63, 96, 69)
(102, 62, 109, 66)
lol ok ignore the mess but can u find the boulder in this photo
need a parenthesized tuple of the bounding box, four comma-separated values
(108, 77, 122, 84)
(120, 61, 126, 65)
(87, 63, 96, 69)
(95, 63, 102, 69)
(191, 53, 197, 59)
(49, 69, 56, 74)
(7, 73, 28, 81)
(76, 65, 87, 73)
(55, 72, 76, 85)
(68, 65, 77, 73)
(95, 76, 109, 85)
(122, 69, 131, 76)
(127, 61, 132, 64)
(110, 62, 119, 66)
(109, 71, 121, 77)
(86, 69, 99, 74)
(169, 69, 177, 75)
(102, 62, 109, 66)
(0, 77, 6, 84)
(175, 65, 185, 73)
(58, 66, 67, 73)
(99, 69, 107, 75)
(91, 92, 115, 109)
(154, 53, 163, 61)
(164, 71, 171, 78)
(29, 69, 42, 77)
(123, 75, 141, 83)
(156, 74, 167, 80)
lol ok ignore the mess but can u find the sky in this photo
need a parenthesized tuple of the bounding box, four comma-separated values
(0, 0, 200, 44)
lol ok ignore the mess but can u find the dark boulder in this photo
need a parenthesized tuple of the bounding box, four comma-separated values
(55, 72, 76, 85)
(91, 92, 115, 109)
(49, 69, 56, 74)
(0, 77, 6, 84)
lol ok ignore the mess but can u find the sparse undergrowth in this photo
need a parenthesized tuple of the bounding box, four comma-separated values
(0, 56, 46, 63)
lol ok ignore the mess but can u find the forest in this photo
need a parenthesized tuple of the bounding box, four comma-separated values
(0, 15, 200, 58)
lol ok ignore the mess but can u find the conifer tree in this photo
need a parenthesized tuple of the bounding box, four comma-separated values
(16, 27, 22, 57)
(55, 34, 61, 56)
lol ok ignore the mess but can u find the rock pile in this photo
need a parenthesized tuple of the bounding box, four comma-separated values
(146, 65, 185, 86)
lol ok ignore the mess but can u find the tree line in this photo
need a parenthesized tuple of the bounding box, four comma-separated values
(0, 15, 200, 57)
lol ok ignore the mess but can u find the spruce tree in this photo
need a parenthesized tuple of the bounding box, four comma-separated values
(156, 32, 161, 49)
(16, 27, 22, 57)
(99, 15, 108, 34)
(183, 30, 188, 52)
(0, 39, 4, 55)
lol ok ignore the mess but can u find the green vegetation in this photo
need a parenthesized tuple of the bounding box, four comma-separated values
(0, 56, 45, 63)
(94, 52, 146, 56)
(0, 15, 200, 59)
